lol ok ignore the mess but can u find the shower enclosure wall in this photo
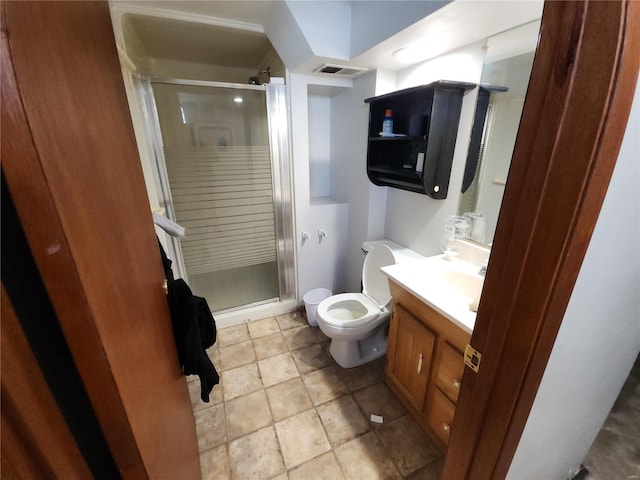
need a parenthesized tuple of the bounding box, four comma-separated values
(139, 78, 296, 317)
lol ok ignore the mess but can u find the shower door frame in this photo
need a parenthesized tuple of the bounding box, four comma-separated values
(137, 76, 297, 309)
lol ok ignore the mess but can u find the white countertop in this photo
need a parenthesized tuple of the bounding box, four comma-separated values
(382, 255, 484, 334)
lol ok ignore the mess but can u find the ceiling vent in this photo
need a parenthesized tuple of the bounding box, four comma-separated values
(312, 63, 368, 78)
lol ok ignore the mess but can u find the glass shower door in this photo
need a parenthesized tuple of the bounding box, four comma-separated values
(152, 82, 279, 311)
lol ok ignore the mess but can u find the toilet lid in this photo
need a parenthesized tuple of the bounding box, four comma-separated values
(362, 245, 395, 308)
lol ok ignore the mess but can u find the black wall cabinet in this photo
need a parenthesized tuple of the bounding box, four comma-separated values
(365, 81, 474, 199)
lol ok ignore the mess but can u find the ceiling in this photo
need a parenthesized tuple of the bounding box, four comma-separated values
(122, 1, 276, 25)
(125, 14, 274, 70)
(115, 0, 543, 77)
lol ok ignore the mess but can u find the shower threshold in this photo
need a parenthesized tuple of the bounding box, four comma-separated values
(213, 298, 299, 329)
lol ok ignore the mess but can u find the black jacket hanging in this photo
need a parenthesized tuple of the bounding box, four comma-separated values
(158, 239, 219, 402)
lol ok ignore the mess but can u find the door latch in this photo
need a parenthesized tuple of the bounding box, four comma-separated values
(464, 344, 482, 373)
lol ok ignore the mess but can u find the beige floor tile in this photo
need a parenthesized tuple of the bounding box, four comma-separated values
(189, 377, 223, 411)
(226, 390, 273, 440)
(200, 444, 230, 480)
(282, 325, 321, 350)
(253, 332, 288, 360)
(339, 357, 386, 392)
(276, 310, 307, 331)
(405, 458, 445, 480)
(218, 323, 250, 347)
(302, 366, 350, 406)
(334, 432, 401, 480)
(258, 352, 299, 387)
(353, 382, 407, 425)
(266, 377, 313, 422)
(207, 347, 221, 368)
(314, 328, 330, 343)
(316, 395, 370, 447)
(275, 409, 331, 469)
(196, 316, 442, 480)
(219, 340, 256, 371)
(376, 415, 441, 476)
(269, 474, 288, 480)
(228, 426, 285, 480)
(221, 363, 263, 401)
(288, 452, 346, 480)
(195, 404, 227, 452)
(248, 317, 280, 338)
(291, 343, 332, 374)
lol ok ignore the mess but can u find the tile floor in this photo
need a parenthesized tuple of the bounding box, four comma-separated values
(188, 310, 444, 480)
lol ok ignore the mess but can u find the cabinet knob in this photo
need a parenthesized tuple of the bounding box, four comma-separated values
(443, 423, 450, 432)
(453, 380, 461, 389)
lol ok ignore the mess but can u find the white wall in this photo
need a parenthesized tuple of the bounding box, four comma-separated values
(308, 94, 332, 198)
(383, 42, 486, 257)
(507, 77, 640, 479)
(263, 2, 314, 72)
(330, 71, 388, 293)
(291, 69, 401, 298)
(313, 42, 487, 294)
(289, 73, 353, 298)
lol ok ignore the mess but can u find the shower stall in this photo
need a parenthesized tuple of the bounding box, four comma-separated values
(139, 78, 296, 315)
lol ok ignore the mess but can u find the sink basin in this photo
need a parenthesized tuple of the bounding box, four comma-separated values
(438, 269, 484, 304)
(381, 255, 485, 333)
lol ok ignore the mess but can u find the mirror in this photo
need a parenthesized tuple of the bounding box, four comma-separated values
(458, 20, 541, 246)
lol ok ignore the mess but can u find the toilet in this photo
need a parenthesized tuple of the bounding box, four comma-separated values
(316, 240, 422, 368)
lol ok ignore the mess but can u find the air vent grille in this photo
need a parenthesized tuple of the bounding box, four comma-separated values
(312, 63, 368, 77)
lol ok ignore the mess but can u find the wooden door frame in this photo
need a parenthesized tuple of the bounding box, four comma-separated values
(443, 1, 639, 478)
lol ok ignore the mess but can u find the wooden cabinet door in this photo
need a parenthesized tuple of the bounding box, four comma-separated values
(386, 304, 435, 411)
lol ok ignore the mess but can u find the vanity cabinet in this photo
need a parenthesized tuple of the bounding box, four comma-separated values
(385, 281, 471, 451)
(386, 304, 435, 411)
(364, 80, 474, 199)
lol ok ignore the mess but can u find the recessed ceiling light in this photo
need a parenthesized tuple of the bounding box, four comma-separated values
(392, 46, 432, 63)
(233, 96, 243, 104)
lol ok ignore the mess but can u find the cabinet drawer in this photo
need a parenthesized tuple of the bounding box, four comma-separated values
(426, 388, 456, 447)
(436, 341, 464, 404)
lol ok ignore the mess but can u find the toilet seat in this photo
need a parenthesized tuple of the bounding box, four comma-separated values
(316, 292, 388, 329)
(362, 244, 395, 308)
(317, 245, 395, 329)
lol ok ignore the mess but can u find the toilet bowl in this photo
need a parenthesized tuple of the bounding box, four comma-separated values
(317, 242, 416, 368)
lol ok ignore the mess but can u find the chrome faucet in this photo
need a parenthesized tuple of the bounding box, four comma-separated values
(478, 259, 488, 277)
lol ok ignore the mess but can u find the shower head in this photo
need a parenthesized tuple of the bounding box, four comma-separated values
(248, 66, 271, 85)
